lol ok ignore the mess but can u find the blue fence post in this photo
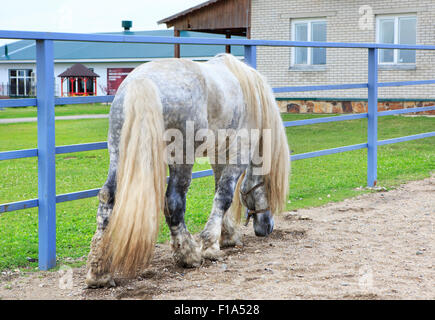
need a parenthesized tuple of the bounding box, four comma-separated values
(36, 39, 56, 270)
(367, 48, 379, 187)
(244, 45, 257, 69)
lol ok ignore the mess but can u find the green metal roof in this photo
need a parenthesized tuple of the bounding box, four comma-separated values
(0, 30, 244, 61)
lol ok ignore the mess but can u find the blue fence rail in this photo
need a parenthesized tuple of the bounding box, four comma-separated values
(1, 30, 434, 270)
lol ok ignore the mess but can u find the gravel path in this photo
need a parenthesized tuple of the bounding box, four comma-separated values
(0, 175, 433, 300)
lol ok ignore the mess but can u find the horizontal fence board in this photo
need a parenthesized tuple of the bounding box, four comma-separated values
(191, 169, 214, 179)
(0, 199, 38, 213)
(0, 148, 38, 160)
(0, 98, 37, 108)
(1, 170, 215, 212)
(290, 143, 368, 161)
(1, 30, 435, 50)
(377, 132, 435, 146)
(55, 188, 101, 203)
(274, 83, 368, 93)
(55, 96, 114, 105)
(0, 96, 115, 108)
(0, 142, 108, 161)
(378, 106, 435, 116)
(284, 113, 368, 127)
(378, 80, 435, 87)
(55, 142, 108, 154)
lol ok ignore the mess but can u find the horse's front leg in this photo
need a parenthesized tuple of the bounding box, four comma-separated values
(165, 164, 202, 267)
(200, 165, 245, 260)
(211, 164, 243, 248)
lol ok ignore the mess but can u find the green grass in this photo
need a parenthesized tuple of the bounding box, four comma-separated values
(0, 103, 111, 119)
(0, 113, 434, 271)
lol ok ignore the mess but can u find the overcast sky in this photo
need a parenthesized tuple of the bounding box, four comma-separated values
(0, 0, 206, 46)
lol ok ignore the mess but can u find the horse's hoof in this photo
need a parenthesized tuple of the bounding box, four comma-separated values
(175, 257, 202, 268)
(173, 247, 203, 268)
(220, 232, 243, 248)
(220, 238, 243, 248)
(85, 269, 116, 288)
(171, 234, 203, 268)
(201, 243, 224, 261)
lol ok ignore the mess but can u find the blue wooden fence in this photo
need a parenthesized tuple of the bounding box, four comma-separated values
(0, 30, 434, 270)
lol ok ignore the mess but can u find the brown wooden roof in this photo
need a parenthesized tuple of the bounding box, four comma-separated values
(158, 0, 250, 37)
(58, 63, 100, 78)
(158, 0, 222, 24)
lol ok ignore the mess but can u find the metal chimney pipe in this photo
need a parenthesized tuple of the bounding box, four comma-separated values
(122, 20, 132, 31)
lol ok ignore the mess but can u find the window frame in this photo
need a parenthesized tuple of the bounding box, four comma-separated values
(376, 14, 417, 65)
(290, 18, 327, 67)
(8, 68, 34, 96)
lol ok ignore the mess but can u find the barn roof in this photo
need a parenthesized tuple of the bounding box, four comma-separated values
(158, 0, 250, 37)
(158, 0, 223, 25)
(0, 30, 244, 62)
(58, 63, 100, 78)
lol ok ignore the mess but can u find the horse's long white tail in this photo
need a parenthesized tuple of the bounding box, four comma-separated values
(101, 78, 166, 277)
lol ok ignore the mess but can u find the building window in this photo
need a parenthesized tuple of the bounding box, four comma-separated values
(377, 15, 417, 64)
(291, 19, 327, 66)
(9, 69, 35, 96)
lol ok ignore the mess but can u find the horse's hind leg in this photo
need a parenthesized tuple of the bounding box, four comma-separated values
(85, 165, 117, 288)
(86, 96, 126, 288)
(212, 164, 243, 248)
(201, 165, 245, 260)
(86, 113, 124, 287)
(165, 164, 202, 267)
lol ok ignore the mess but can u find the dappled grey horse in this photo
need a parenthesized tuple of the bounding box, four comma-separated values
(85, 54, 290, 287)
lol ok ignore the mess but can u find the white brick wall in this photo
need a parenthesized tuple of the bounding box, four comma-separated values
(251, 0, 435, 99)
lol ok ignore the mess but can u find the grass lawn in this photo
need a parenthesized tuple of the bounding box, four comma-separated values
(0, 103, 111, 119)
(0, 113, 434, 271)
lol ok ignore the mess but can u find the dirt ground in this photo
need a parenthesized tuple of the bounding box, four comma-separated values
(1, 175, 433, 300)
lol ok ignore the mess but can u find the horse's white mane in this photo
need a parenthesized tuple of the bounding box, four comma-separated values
(220, 54, 290, 217)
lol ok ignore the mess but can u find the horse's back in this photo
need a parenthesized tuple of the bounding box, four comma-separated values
(121, 59, 209, 130)
(111, 56, 244, 133)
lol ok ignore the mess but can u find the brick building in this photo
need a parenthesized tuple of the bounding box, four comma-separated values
(159, 0, 434, 113)
(250, 0, 435, 113)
